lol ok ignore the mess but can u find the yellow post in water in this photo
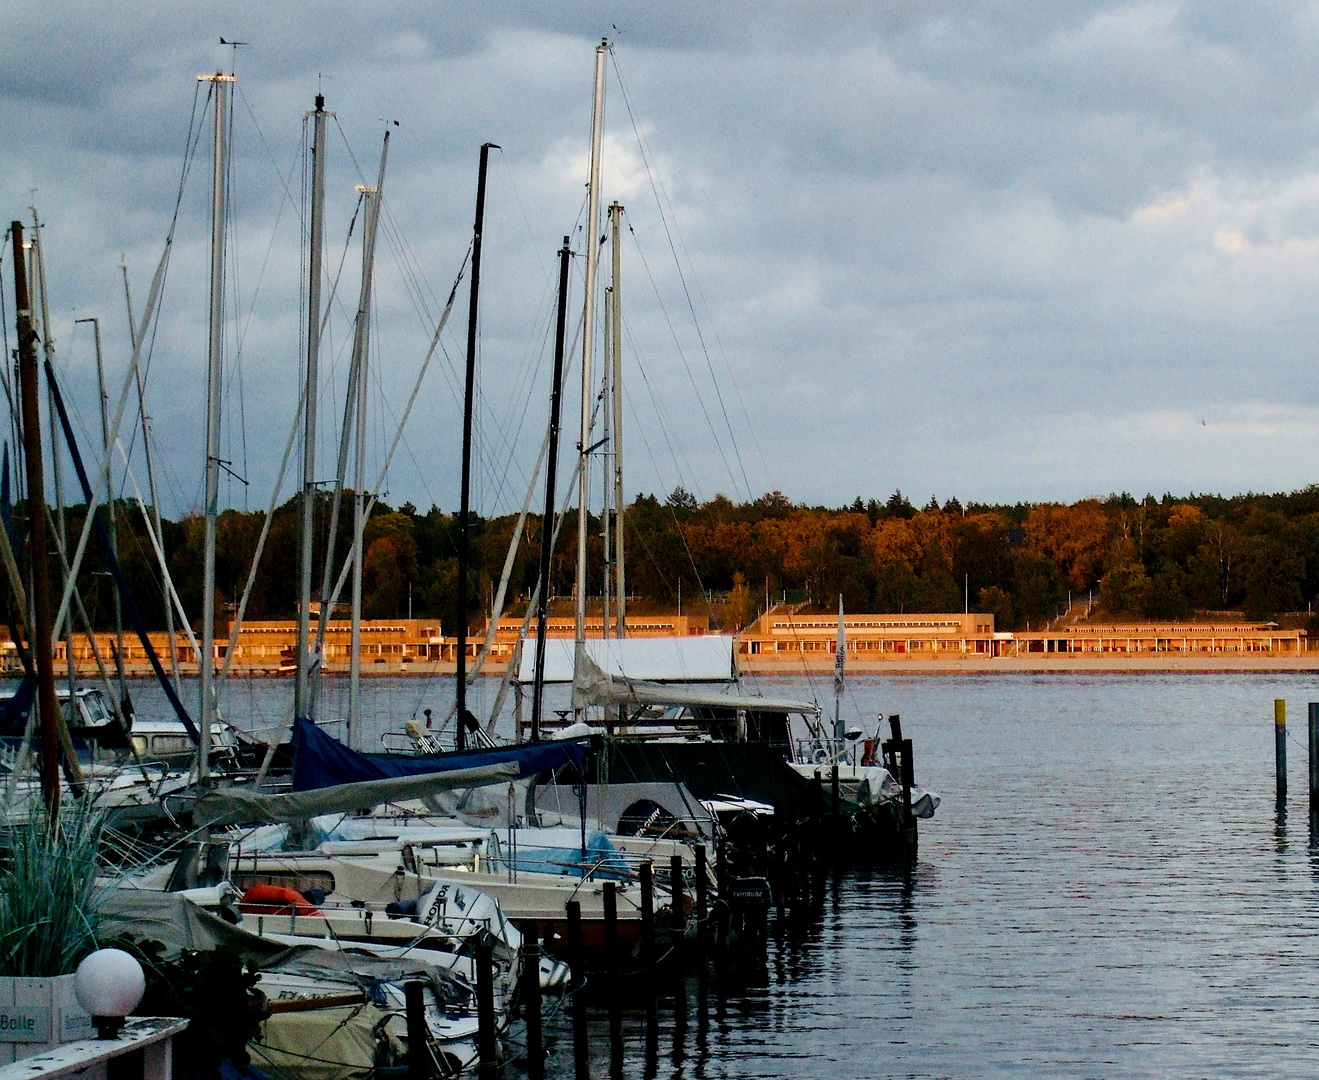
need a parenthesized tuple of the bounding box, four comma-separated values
(1276, 698, 1287, 805)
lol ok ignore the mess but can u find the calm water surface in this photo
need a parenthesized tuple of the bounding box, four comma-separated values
(126, 672, 1319, 1076)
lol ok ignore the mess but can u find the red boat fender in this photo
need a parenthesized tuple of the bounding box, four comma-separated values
(238, 884, 322, 917)
(860, 739, 876, 766)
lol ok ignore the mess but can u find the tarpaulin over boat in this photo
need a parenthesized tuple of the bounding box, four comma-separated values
(249, 1003, 385, 1080)
(196, 763, 520, 825)
(100, 888, 289, 960)
(518, 635, 736, 683)
(290, 717, 591, 792)
(571, 653, 819, 714)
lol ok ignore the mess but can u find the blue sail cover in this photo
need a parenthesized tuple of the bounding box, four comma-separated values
(291, 717, 591, 792)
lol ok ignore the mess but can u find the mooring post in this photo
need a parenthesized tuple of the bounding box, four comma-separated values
(523, 920, 543, 1079)
(1309, 703, 1319, 812)
(670, 854, 685, 931)
(694, 843, 708, 953)
(1276, 698, 1288, 805)
(404, 980, 428, 1080)
(831, 763, 840, 817)
(566, 900, 583, 977)
(714, 838, 728, 950)
(476, 941, 496, 1076)
(639, 859, 655, 969)
(566, 899, 587, 1077)
(603, 879, 618, 980)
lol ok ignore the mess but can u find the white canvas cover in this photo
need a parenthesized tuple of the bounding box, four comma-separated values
(517, 635, 736, 684)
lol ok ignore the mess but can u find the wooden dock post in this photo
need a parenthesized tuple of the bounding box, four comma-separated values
(603, 880, 618, 980)
(1276, 698, 1287, 805)
(670, 854, 685, 934)
(523, 921, 543, 1079)
(694, 843, 708, 953)
(1310, 703, 1319, 812)
(476, 941, 496, 1076)
(566, 900, 583, 977)
(639, 859, 655, 969)
(566, 900, 587, 1078)
(831, 763, 840, 818)
(404, 980, 428, 1080)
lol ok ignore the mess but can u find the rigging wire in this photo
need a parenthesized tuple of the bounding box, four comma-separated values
(610, 55, 755, 502)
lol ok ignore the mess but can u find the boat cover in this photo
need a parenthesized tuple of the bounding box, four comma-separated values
(289, 716, 590, 791)
(249, 1002, 386, 1080)
(100, 888, 288, 960)
(571, 653, 819, 714)
(195, 762, 520, 825)
(518, 636, 736, 683)
(504, 826, 629, 879)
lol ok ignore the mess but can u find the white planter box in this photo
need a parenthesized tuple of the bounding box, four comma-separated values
(0, 975, 93, 1064)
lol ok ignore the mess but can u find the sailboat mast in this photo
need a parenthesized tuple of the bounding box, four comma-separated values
(834, 593, 845, 742)
(76, 315, 128, 708)
(601, 290, 610, 639)
(199, 71, 233, 782)
(348, 132, 389, 751)
(122, 263, 180, 689)
(576, 38, 608, 658)
(532, 238, 572, 743)
(9, 222, 60, 817)
(610, 202, 625, 638)
(295, 93, 328, 724)
(457, 142, 496, 753)
(30, 216, 76, 705)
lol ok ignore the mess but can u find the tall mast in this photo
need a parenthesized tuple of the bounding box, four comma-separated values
(600, 287, 611, 639)
(295, 93, 328, 724)
(122, 262, 180, 689)
(76, 315, 128, 709)
(199, 70, 233, 782)
(348, 132, 389, 750)
(532, 238, 572, 743)
(610, 202, 625, 638)
(10, 222, 60, 817)
(29, 215, 75, 703)
(457, 142, 496, 753)
(576, 38, 608, 664)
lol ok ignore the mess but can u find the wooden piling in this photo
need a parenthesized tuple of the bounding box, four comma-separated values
(523, 921, 543, 1079)
(476, 941, 496, 1076)
(603, 880, 618, 979)
(404, 980, 428, 1080)
(831, 763, 840, 818)
(1276, 698, 1287, 804)
(566, 900, 583, 977)
(1310, 703, 1319, 810)
(670, 854, 685, 934)
(639, 859, 654, 968)
(714, 839, 728, 949)
(694, 843, 708, 953)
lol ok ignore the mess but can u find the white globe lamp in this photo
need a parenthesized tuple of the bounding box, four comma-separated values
(74, 949, 146, 1040)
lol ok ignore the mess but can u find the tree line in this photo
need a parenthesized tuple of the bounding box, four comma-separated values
(16, 484, 1319, 639)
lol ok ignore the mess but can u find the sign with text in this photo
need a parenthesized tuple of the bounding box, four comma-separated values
(0, 1007, 50, 1042)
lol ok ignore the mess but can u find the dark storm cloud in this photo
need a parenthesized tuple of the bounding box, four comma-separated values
(4, 1, 1319, 515)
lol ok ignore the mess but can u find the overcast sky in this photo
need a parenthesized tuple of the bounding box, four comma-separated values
(4, 1, 1319, 518)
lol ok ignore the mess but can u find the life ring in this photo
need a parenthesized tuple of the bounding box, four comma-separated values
(238, 884, 322, 917)
(813, 748, 828, 764)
